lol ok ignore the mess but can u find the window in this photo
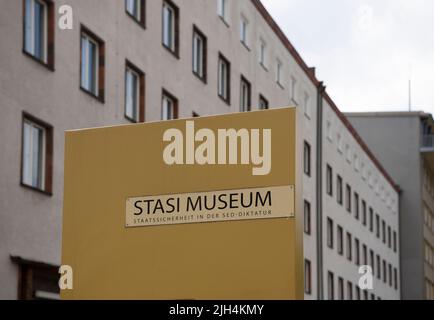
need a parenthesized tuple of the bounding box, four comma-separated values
(162, 90, 178, 120)
(218, 54, 230, 104)
(304, 200, 311, 235)
(347, 282, 353, 301)
(383, 260, 387, 283)
(362, 244, 367, 265)
(303, 92, 311, 119)
(354, 193, 359, 220)
(125, 0, 145, 26)
(394, 268, 398, 290)
(217, 0, 228, 22)
(376, 255, 381, 279)
(276, 60, 283, 86)
(304, 259, 312, 294)
(376, 214, 380, 238)
(370, 250, 375, 276)
(388, 226, 392, 249)
(326, 165, 333, 196)
(327, 218, 334, 249)
(240, 76, 251, 112)
(125, 61, 145, 123)
(21, 113, 53, 194)
(328, 271, 334, 300)
(393, 231, 397, 253)
(346, 184, 351, 213)
(162, 0, 179, 56)
(304, 142, 311, 177)
(24, 0, 54, 68)
(11, 256, 59, 300)
(259, 39, 267, 68)
(346, 232, 352, 261)
(80, 27, 105, 101)
(388, 263, 393, 287)
(355, 238, 360, 265)
(337, 175, 343, 205)
(369, 207, 374, 231)
(337, 226, 343, 255)
(362, 200, 367, 226)
(240, 16, 249, 47)
(290, 76, 297, 104)
(259, 95, 269, 110)
(192, 26, 207, 82)
(338, 277, 344, 300)
(382, 220, 386, 244)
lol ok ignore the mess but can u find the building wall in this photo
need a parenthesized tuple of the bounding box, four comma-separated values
(322, 104, 400, 300)
(0, 0, 398, 299)
(347, 114, 426, 300)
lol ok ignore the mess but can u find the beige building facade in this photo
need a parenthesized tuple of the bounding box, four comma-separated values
(0, 0, 400, 299)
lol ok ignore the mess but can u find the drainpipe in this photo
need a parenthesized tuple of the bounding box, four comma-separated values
(316, 81, 326, 300)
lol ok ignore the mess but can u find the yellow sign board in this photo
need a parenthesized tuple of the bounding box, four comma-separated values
(61, 107, 302, 300)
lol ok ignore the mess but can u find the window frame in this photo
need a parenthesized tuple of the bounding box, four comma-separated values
(240, 75, 251, 112)
(259, 95, 269, 110)
(304, 200, 311, 235)
(80, 25, 105, 102)
(192, 25, 207, 83)
(21, 112, 53, 196)
(162, 0, 179, 58)
(124, 60, 145, 123)
(161, 89, 179, 121)
(217, 53, 231, 104)
(304, 259, 312, 295)
(22, 0, 55, 70)
(304, 141, 311, 177)
(337, 175, 343, 205)
(125, 0, 146, 28)
(326, 164, 333, 196)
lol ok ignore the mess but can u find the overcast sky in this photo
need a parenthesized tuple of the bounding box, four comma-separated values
(261, 0, 434, 114)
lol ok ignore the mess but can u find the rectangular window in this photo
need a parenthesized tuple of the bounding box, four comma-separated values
(304, 200, 311, 235)
(24, 0, 54, 68)
(388, 263, 392, 286)
(383, 260, 387, 283)
(80, 27, 104, 101)
(370, 250, 375, 276)
(276, 60, 283, 86)
(326, 165, 333, 196)
(217, 0, 228, 22)
(21, 113, 53, 194)
(125, 0, 145, 26)
(327, 218, 334, 249)
(362, 200, 367, 226)
(337, 226, 343, 255)
(376, 214, 380, 238)
(240, 76, 251, 112)
(304, 142, 311, 177)
(328, 271, 334, 300)
(362, 244, 367, 265)
(162, 0, 179, 56)
(259, 95, 269, 110)
(240, 16, 248, 47)
(218, 54, 230, 104)
(346, 184, 351, 213)
(347, 282, 353, 301)
(355, 238, 360, 265)
(346, 232, 352, 261)
(337, 175, 343, 205)
(376, 255, 381, 279)
(162, 90, 178, 120)
(394, 268, 398, 290)
(304, 259, 312, 294)
(192, 26, 207, 82)
(125, 61, 145, 123)
(354, 193, 359, 220)
(393, 231, 397, 253)
(388, 226, 392, 249)
(369, 207, 374, 231)
(382, 220, 386, 244)
(338, 277, 344, 300)
(259, 39, 267, 68)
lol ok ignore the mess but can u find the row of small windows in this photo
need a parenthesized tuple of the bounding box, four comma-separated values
(325, 217, 399, 291)
(326, 118, 397, 213)
(424, 206, 434, 235)
(325, 165, 398, 253)
(327, 271, 384, 300)
(24, 0, 272, 121)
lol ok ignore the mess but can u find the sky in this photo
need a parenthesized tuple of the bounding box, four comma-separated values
(261, 0, 434, 114)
